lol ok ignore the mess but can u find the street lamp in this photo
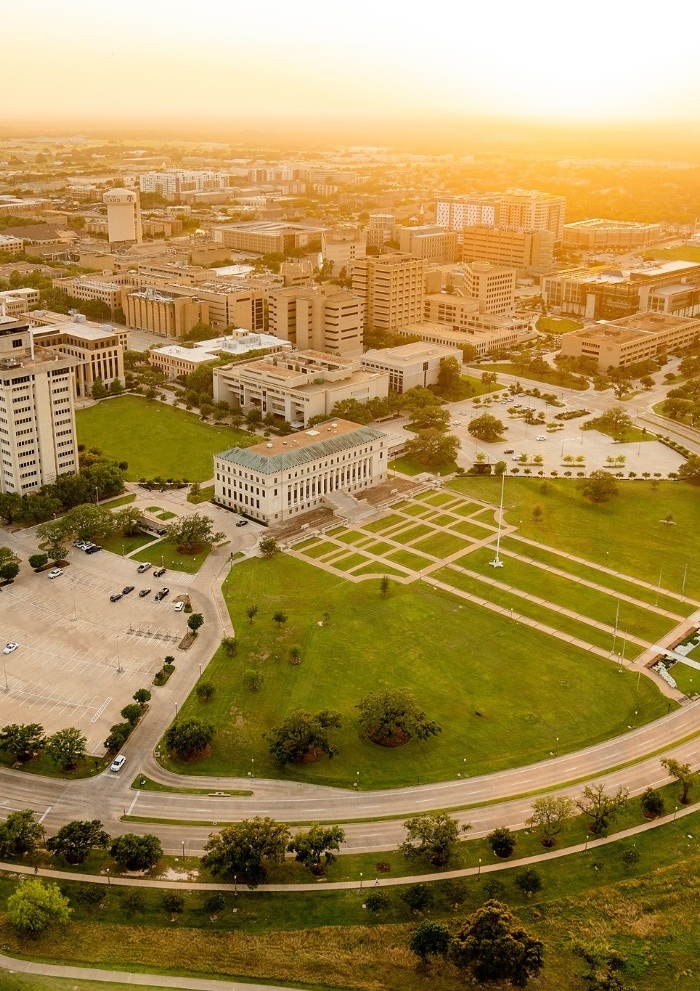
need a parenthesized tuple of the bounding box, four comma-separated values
(234, 874, 238, 895)
(360, 872, 363, 889)
(251, 758, 254, 777)
(1, 655, 7, 691)
(478, 858, 482, 877)
(584, 834, 589, 853)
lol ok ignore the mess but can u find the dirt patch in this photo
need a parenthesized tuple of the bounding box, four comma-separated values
(178, 631, 197, 650)
(173, 744, 212, 763)
(367, 728, 411, 748)
(299, 747, 326, 764)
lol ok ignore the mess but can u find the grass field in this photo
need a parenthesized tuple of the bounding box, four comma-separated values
(645, 245, 700, 263)
(447, 477, 700, 599)
(536, 316, 584, 334)
(76, 396, 259, 482)
(162, 555, 668, 788)
(131, 538, 211, 573)
(478, 362, 590, 391)
(389, 455, 458, 476)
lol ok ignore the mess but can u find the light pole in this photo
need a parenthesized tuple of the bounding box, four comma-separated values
(478, 858, 482, 877)
(95, 487, 99, 505)
(682, 563, 688, 598)
(116, 639, 122, 674)
(674, 805, 679, 822)
(181, 841, 185, 858)
(251, 758, 254, 777)
(121, 543, 125, 557)
(655, 570, 662, 606)
(584, 834, 589, 853)
(611, 601, 619, 656)
(360, 872, 363, 889)
(234, 874, 238, 895)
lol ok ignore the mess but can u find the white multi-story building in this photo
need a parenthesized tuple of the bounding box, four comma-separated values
(0, 318, 78, 493)
(214, 418, 388, 523)
(103, 188, 142, 245)
(139, 171, 231, 198)
(436, 190, 565, 243)
(361, 341, 462, 393)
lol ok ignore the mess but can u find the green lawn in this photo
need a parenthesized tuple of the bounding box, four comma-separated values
(390, 456, 458, 476)
(645, 245, 700, 263)
(447, 477, 700, 599)
(163, 555, 668, 788)
(76, 396, 260, 482)
(669, 661, 699, 697)
(100, 532, 155, 556)
(101, 493, 137, 508)
(131, 538, 212, 573)
(478, 362, 590, 391)
(536, 316, 584, 334)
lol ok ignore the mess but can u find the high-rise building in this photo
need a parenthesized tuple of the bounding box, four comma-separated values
(436, 189, 565, 243)
(267, 285, 364, 357)
(321, 228, 366, 274)
(461, 261, 516, 314)
(461, 227, 555, 276)
(0, 318, 78, 493)
(350, 254, 426, 331)
(103, 188, 142, 246)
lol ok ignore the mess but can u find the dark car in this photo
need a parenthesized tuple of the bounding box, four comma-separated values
(110, 593, 122, 602)
(235, 520, 248, 527)
(153, 567, 166, 578)
(122, 586, 135, 595)
(138, 588, 151, 598)
(154, 587, 170, 602)
(86, 545, 102, 554)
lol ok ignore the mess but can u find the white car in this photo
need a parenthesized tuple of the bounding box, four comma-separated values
(3, 642, 18, 655)
(47, 568, 63, 579)
(110, 755, 126, 773)
(536, 435, 547, 441)
(173, 601, 184, 612)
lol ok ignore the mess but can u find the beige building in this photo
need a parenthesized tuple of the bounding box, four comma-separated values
(563, 219, 663, 249)
(398, 226, 459, 263)
(350, 254, 426, 331)
(437, 189, 565, 242)
(361, 341, 462, 393)
(214, 419, 388, 523)
(149, 331, 291, 381)
(213, 350, 389, 427)
(268, 285, 364, 357)
(56, 276, 125, 311)
(103, 188, 142, 246)
(322, 228, 366, 274)
(560, 313, 700, 370)
(461, 261, 516, 314)
(30, 319, 126, 398)
(0, 288, 41, 317)
(0, 318, 78, 493)
(399, 316, 535, 356)
(160, 281, 265, 333)
(125, 287, 209, 339)
(0, 235, 23, 256)
(212, 221, 327, 254)
(366, 213, 395, 248)
(461, 227, 555, 276)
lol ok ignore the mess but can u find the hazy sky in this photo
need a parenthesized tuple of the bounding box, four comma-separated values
(4, 0, 700, 124)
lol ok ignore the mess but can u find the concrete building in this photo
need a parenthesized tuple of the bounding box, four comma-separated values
(366, 213, 395, 248)
(461, 227, 555, 276)
(0, 235, 23, 256)
(0, 288, 41, 317)
(560, 313, 700, 370)
(436, 195, 502, 231)
(322, 228, 366, 274)
(268, 285, 364, 357)
(139, 171, 231, 199)
(212, 221, 327, 254)
(361, 341, 462, 393)
(437, 189, 565, 241)
(124, 287, 209, 339)
(149, 331, 291, 381)
(461, 261, 516, 314)
(30, 319, 126, 398)
(0, 318, 78, 493)
(214, 418, 388, 523)
(160, 281, 265, 333)
(103, 188, 142, 246)
(398, 226, 459, 263)
(350, 254, 426, 331)
(563, 219, 663, 249)
(55, 276, 124, 311)
(213, 350, 389, 427)
(399, 314, 536, 356)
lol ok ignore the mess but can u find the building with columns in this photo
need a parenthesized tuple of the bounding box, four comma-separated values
(214, 419, 388, 523)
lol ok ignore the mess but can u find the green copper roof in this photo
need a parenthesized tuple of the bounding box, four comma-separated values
(216, 424, 386, 475)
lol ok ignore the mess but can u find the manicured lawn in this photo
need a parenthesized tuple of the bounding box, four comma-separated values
(131, 538, 212, 573)
(412, 531, 471, 559)
(449, 518, 497, 539)
(583, 423, 655, 443)
(389, 522, 433, 544)
(385, 548, 434, 571)
(362, 513, 405, 533)
(301, 540, 339, 559)
(389, 456, 458, 476)
(478, 362, 590, 391)
(333, 552, 371, 571)
(447, 477, 700, 599)
(461, 373, 506, 396)
(353, 562, 406, 577)
(101, 493, 136, 508)
(536, 315, 584, 334)
(669, 661, 699, 697)
(164, 555, 668, 788)
(645, 245, 700, 262)
(187, 484, 215, 504)
(101, 532, 155, 556)
(76, 395, 259, 482)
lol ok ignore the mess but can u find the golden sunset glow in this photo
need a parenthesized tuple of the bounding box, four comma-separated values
(3, 0, 700, 124)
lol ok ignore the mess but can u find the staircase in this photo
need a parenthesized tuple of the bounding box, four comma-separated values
(323, 489, 377, 523)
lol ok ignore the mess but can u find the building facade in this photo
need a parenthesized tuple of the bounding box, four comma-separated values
(103, 188, 142, 245)
(350, 254, 426, 331)
(124, 287, 209, 339)
(560, 313, 700, 370)
(214, 419, 388, 523)
(461, 227, 555, 276)
(268, 285, 364, 357)
(563, 219, 663, 249)
(321, 228, 366, 274)
(361, 341, 462, 393)
(149, 331, 291, 380)
(398, 226, 459, 263)
(30, 320, 125, 398)
(461, 261, 516, 314)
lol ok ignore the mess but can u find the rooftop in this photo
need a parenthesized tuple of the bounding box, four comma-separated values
(216, 419, 386, 474)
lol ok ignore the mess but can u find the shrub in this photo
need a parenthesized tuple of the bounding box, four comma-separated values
(487, 827, 516, 859)
(203, 892, 226, 914)
(640, 787, 665, 819)
(365, 891, 390, 912)
(195, 682, 216, 702)
(162, 891, 185, 914)
(401, 883, 433, 913)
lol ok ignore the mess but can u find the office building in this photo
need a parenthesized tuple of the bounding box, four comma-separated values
(437, 190, 565, 242)
(0, 288, 41, 317)
(461, 227, 555, 276)
(214, 419, 388, 523)
(160, 281, 265, 333)
(350, 254, 426, 331)
(461, 261, 516, 314)
(212, 350, 388, 427)
(268, 285, 364, 357)
(0, 317, 78, 493)
(124, 287, 209, 339)
(560, 313, 700, 370)
(56, 276, 125, 311)
(149, 331, 291, 381)
(398, 226, 459, 263)
(366, 213, 395, 248)
(361, 341, 461, 393)
(103, 188, 142, 245)
(399, 314, 536, 356)
(212, 220, 327, 254)
(30, 319, 126, 398)
(563, 219, 663, 249)
(139, 171, 231, 199)
(436, 195, 502, 231)
(0, 235, 23, 256)
(322, 228, 366, 274)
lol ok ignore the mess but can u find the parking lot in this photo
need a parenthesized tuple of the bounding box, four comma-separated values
(0, 540, 193, 754)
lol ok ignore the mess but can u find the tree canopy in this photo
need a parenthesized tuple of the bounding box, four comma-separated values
(468, 413, 505, 443)
(7, 879, 72, 937)
(202, 817, 290, 886)
(400, 811, 461, 866)
(451, 900, 544, 987)
(164, 718, 215, 759)
(357, 689, 441, 747)
(267, 709, 342, 765)
(46, 819, 110, 865)
(110, 833, 163, 871)
(577, 470, 620, 504)
(287, 823, 345, 875)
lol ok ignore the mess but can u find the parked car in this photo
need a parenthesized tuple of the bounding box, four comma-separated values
(122, 586, 135, 595)
(110, 755, 126, 773)
(153, 567, 166, 578)
(536, 435, 547, 441)
(138, 588, 151, 597)
(3, 642, 18, 655)
(504, 448, 515, 454)
(47, 569, 63, 579)
(110, 593, 122, 602)
(173, 601, 184, 612)
(235, 520, 248, 527)
(154, 587, 170, 601)
(86, 545, 102, 554)
(137, 563, 151, 574)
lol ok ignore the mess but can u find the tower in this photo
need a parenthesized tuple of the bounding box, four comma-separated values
(103, 188, 142, 246)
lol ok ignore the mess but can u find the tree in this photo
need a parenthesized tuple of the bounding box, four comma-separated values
(678, 455, 700, 482)
(487, 827, 517, 859)
(187, 612, 204, 636)
(167, 513, 218, 553)
(0, 722, 45, 763)
(110, 833, 163, 870)
(661, 758, 698, 804)
(7, 879, 72, 937)
(273, 610, 288, 628)
(468, 414, 505, 443)
(202, 817, 290, 886)
(259, 536, 279, 557)
(401, 883, 433, 913)
(436, 356, 464, 399)
(46, 544, 66, 565)
(451, 900, 544, 987)
(91, 377, 107, 400)
(494, 460, 507, 476)
(103, 722, 130, 753)
(578, 470, 619, 504)
(404, 428, 459, 468)
(379, 575, 390, 598)
(409, 405, 450, 432)
(576, 784, 629, 836)
(221, 636, 238, 656)
(109, 377, 124, 396)
(409, 919, 452, 965)
(0, 547, 20, 582)
(204, 892, 226, 914)
(640, 787, 665, 819)
(28, 553, 49, 571)
(357, 689, 441, 746)
(245, 406, 263, 428)
(119, 703, 142, 726)
(164, 718, 215, 759)
(113, 507, 142, 536)
(287, 823, 346, 875)
(246, 605, 259, 623)
(133, 688, 151, 708)
(162, 891, 185, 915)
(526, 796, 575, 847)
(267, 709, 342, 765)
(0, 809, 44, 857)
(44, 727, 87, 770)
(400, 811, 461, 866)
(481, 371, 499, 391)
(515, 869, 542, 897)
(196, 681, 216, 702)
(46, 819, 110, 865)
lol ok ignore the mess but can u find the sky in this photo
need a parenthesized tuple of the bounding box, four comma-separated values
(3, 0, 700, 126)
